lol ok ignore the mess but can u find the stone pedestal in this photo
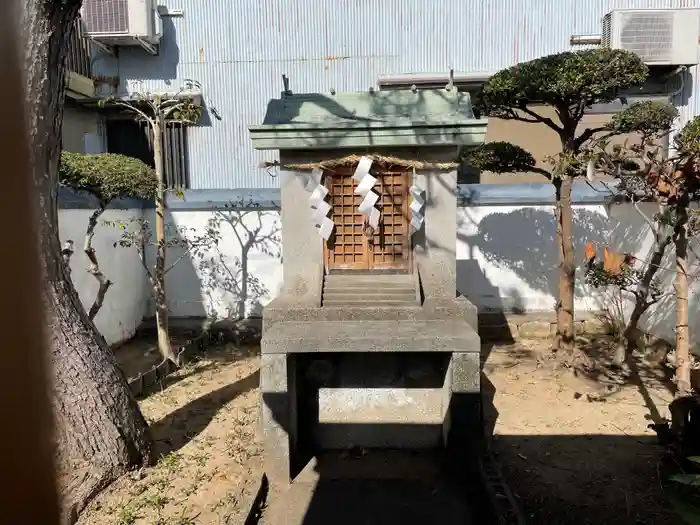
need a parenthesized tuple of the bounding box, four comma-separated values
(260, 320, 481, 486)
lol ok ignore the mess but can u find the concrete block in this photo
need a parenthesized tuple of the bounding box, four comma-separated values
(518, 320, 553, 339)
(317, 388, 446, 425)
(451, 352, 480, 393)
(315, 424, 443, 449)
(279, 170, 323, 302)
(260, 354, 297, 487)
(424, 297, 478, 332)
(261, 319, 480, 354)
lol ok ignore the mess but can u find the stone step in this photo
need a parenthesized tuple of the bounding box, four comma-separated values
(261, 319, 480, 354)
(323, 289, 416, 298)
(323, 290, 416, 301)
(265, 305, 424, 324)
(322, 299, 417, 307)
(325, 275, 414, 287)
(323, 282, 416, 292)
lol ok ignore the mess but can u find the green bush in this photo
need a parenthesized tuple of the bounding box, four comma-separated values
(480, 48, 648, 116)
(59, 152, 156, 203)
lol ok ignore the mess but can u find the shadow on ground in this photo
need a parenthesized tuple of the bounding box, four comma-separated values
(571, 335, 676, 425)
(114, 334, 260, 400)
(150, 368, 259, 455)
(491, 434, 675, 525)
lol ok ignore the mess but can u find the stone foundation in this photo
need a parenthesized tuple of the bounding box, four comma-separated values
(259, 319, 481, 486)
(478, 311, 609, 342)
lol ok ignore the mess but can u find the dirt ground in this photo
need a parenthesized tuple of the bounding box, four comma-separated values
(484, 335, 678, 525)
(78, 332, 680, 525)
(77, 341, 262, 525)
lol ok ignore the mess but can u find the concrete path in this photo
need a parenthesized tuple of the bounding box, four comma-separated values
(258, 451, 477, 525)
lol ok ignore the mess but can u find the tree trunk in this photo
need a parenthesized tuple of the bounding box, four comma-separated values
(21, 1, 154, 523)
(614, 229, 672, 366)
(152, 114, 176, 363)
(554, 178, 576, 353)
(674, 199, 692, 398)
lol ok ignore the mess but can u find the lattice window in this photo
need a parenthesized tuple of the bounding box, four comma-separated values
(325, 167, 410, 271)
(371, 172, 409, 269)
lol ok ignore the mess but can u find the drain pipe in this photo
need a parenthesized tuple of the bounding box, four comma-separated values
(570, 34, 602, 46)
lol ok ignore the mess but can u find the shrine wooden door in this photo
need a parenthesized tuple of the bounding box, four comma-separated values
(324, 166, 411, 272)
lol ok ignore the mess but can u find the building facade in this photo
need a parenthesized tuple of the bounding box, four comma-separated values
(58, 0, 700, 350)
(86, 0, 700, 193)
(63, 18, 102, 154)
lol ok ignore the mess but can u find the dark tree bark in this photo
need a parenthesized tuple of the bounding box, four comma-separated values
(554, 177, 575, 353)
(21, 1, 154, 523)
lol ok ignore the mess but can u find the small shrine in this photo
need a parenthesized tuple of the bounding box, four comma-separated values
(249, 88, 487, 486)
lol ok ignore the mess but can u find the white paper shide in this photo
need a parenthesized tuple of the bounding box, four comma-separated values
(352, 156, 381, 231)
(409, 179, 425, 233)
(305, 167, 335, 241)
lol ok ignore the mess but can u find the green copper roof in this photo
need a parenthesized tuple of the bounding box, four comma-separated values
(249, 89, 487, 150)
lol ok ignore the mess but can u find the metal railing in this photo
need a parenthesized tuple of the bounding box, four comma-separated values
(66, 17, 92, 79)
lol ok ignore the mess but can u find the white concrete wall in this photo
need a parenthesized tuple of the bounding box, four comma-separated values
(58, 208, 149, 345)
(59, 201, 700, 350)
(59, 207, 283, 343)
(457, 202, 700, 348)
(150, 209, 284, 321)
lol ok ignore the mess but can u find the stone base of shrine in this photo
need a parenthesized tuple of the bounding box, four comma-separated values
(259, 318, 481, 487)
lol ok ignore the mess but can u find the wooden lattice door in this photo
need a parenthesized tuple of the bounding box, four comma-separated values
(324, 167, 411, 272)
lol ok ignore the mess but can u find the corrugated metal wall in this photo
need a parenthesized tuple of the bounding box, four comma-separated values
(94, 0, 700, 190)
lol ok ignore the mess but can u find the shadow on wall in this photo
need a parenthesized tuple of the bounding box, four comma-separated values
(115, 14, 180, 84)
(160, 205, 282, 324)
(456, 205, 651, 313)
(197, 207, 282, 321)
(603, 203, 700, 349)
(58, 202, 151, 346)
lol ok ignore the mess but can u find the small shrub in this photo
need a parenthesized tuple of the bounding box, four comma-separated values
(59, 151, 156, 203)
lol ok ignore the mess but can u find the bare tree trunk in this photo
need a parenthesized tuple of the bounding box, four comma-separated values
(21, 1, 153, 522)
(554, 177, 575, 353)
(152, 114, 175, 362)
(674, 199, 692, 398)
(85, 205, 112, 320)
(614, 231, 672, 366)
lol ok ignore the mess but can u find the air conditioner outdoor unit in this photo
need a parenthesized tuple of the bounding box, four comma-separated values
(601, 8, 700, 66)
(81, 0, 162, 55)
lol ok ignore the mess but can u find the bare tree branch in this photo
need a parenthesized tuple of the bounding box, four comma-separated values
(110, 101, 154, 127)
(84, 205, 113, 320)
(575, 127, 608, 150)
(519, 105, 563, 132)
(163, 239, 206, 275)
(632, 198, 659, 237)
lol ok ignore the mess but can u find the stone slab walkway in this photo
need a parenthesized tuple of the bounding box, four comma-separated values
(258, 451, 477, 525)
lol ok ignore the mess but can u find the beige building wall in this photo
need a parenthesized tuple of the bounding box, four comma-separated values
(477, 105, 629, 184)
